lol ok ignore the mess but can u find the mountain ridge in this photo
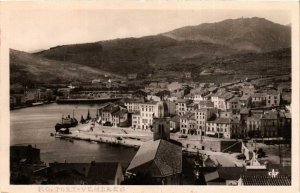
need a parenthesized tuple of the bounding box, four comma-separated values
(10, 17, 291, 84)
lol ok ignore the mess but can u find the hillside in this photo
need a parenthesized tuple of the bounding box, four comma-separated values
(10, 49, 125, 86)
(163, 17, 291, 52)
(36, 35, 241, 76)
(28, 17, 291, 79)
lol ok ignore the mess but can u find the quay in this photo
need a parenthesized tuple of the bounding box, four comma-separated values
(56, 98, 122, 104)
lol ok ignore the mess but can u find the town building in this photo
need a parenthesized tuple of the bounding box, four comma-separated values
(226, 96, 240, 113)
(246, 114, 262, 138)
(265, 90, 281, 107)
(111, 109, 130, 127)
(175, 99, 193, 116)
(180, 112, 197, 135)
(193, 90, 210, 103)
(195, 108, 217, 136)
(251, 92, 266, 107)
(239, 93, 251, 108)
(260, 110, 279, 137)
(211, 92, 234, 110)
(123, 99, 143, 113)
(98, 104, 128, 126)
(206, 117, 240, 139)
(170, 115, 180, 133)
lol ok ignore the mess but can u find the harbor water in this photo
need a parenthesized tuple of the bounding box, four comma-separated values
(10, 103, 137, 166)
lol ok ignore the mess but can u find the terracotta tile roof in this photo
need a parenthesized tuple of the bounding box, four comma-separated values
(127, 139, 182, 178)
(241, 175, 291, 186)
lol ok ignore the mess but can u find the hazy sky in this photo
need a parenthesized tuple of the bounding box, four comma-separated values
(3, 9, 290, 52)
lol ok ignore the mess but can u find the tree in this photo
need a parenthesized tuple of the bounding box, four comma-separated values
(80, 115, 85, 124)
(86, 109, 91, 120)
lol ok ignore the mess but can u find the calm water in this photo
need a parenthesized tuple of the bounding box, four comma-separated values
(10, 103, 137, 166)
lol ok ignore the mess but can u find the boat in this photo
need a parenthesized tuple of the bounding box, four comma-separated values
(54, 111, 78, 132)
(50, 133, 54, 136)
(32, 102, 44, 106)
(69, 139, 74, 143)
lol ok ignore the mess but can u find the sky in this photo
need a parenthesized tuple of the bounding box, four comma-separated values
(2, 9, 291, 52)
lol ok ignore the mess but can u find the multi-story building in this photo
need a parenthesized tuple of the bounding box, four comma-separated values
(170, 115, 180, 132)
(239, 93, 251, 108)
(24, 89, 38, 102)
(211, 92, 234, 110)
(265, 90, 280, 107)
(175, 99, 193, 116)
(195, 108, 217, 136)
(139, 102, 158, 130)
(180, 112, 197, 135)
(206, 117, 240, 139)
(260, 110, 279, 137)
(251, 92, 266, 107)
(193, 90, 210, 103)
(124, 99, 143, 113)
(111, 109, 130, 127)
(226, 96, 240, 113)
(132, 113, 141, 129)
(98, 104, 121, 124)
(246, 114, 262, 138)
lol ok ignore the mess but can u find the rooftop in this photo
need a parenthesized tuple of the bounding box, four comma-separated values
(176, 99, 193, 104)
(127, 139, 182, 178)
(240, 175, 291, 186)
(261, 111, 278, 120)
(181, 112, 195, 120)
